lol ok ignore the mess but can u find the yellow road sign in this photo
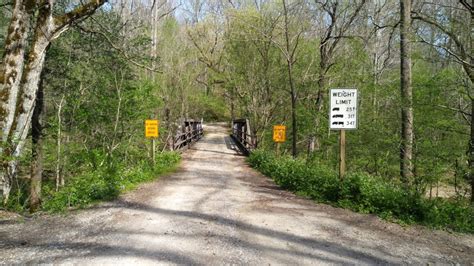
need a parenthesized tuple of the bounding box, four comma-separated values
(145, 120, 159, 138)
(273, 125, 286, 143)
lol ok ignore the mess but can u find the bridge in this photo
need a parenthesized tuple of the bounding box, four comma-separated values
(1, 122, 470, 264)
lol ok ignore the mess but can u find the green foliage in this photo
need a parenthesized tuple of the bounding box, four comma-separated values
(42, 152, 180, 212)
(4, 179, 30, 212)
(2, 0, 471, 227)
(248, 150, 474, 233)
(189, 94, 229, 122)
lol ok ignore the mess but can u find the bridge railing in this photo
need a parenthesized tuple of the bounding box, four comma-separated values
(231, 119, 257, 155)
(172, 119, 204, 151)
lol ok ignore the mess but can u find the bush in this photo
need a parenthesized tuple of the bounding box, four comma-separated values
(423, 199, 474, 232)
(248, 150, 474, 233)
(42, 152, 180, 212)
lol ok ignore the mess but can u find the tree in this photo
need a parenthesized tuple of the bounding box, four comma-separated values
(227, 1, 305, 156)
(29, 54, 47, 212)
(224, 7, 284, 143)
(310, 0, 366, 153)
(412, 0, 473, 200)
(0, 0, 106, 204)
(282, 0, 300, 157)
(399, 0, 414, 184)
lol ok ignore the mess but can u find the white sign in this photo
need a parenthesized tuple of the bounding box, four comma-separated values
(329, 88, 358, 130)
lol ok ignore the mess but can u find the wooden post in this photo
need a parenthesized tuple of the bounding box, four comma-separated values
(339, 129, 346, 180)
(152, 139, 156, 163)
(276, 142, 281, 157)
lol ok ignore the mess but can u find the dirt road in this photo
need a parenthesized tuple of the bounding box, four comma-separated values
(1, 123, 473, 264)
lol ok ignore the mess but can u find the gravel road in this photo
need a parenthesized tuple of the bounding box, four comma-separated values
(1, 123, 473, 265)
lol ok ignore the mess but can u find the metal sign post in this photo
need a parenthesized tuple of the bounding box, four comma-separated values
(273, 125, 286, 156)
(329, 89, 358, 180)
(145, 119, 159, 162)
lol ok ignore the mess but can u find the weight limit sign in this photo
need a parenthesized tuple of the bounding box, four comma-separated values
(329, 88, 358, 130)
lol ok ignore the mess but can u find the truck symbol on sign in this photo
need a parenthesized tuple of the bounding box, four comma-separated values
(332, 122, 344, 126)
(332, 114, 343, 118)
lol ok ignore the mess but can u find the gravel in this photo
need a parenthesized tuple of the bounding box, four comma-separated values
(1, 123, 473, 265)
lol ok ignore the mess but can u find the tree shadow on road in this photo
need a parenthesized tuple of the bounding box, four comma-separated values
(3, 240, 200, 264)
(102, 199, 398, 264)
(1, 197, 401, 264)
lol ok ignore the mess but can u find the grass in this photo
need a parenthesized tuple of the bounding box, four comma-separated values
(248, 149, 474, 233)
(41, 152, 180, 212)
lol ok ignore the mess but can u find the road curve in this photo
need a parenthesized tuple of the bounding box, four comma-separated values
(1, 123, 473, 264)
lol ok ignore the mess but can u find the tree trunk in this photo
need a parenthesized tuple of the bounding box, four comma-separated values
(399, 0, 414, 185)
(110, 71, 123, 157)
(0, 0, 33, 142)
(1, 0, 34, 204)
(56, 96, 65, 191)
(0, 0, 106, 203)
(287, 56, 297, 158)
(10, 16, 53, 199)
(313, 68, 328, 152)
(150, 0, 158, 80)
(290, 84, 297, 158)
(282, 0, 298, 158)
(307, 135, 315, 157)
(469, 98, 474, 202)
(4, 30, 50, 206)
(29, 68, 46, 212)
(468, 0, 474, 203)
(230, 87, 235, 122)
